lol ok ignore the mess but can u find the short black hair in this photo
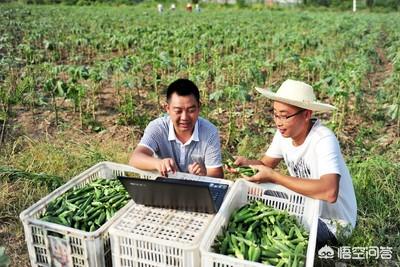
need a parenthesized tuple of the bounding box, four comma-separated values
(166, 79, 200, 104)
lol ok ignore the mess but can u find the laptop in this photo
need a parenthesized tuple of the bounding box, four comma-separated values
(117, 176, 229, 214)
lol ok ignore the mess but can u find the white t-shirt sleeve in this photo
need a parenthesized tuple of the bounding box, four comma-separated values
(315, 135, 342, 177)
(265, 131, 284, 159)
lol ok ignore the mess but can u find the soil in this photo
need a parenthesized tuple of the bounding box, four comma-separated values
(4, 83, 140, 147)
(0, 225, 28, 267)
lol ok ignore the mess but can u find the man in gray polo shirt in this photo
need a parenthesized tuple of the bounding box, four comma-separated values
(129, 79, 224, 178)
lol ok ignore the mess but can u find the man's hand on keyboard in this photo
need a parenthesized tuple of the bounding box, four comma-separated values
(188, 162, 206, 176)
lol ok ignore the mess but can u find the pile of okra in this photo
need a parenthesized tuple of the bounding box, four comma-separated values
(213, 200, 308, 266)
(40, 178, 129, 232)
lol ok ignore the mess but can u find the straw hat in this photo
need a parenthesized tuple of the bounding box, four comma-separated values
(255, 79, 335, 112)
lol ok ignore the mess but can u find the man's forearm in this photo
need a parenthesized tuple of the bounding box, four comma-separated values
(270, 171, 339, 203)
(246, 159, 265, 166)
(206, 167, 224, 178)
(129, 153, 160, 171)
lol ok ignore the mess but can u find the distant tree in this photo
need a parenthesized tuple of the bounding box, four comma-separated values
(373, 0, 399, 10)
(366, 0, 374, 7)
(309, 0, 330, 6)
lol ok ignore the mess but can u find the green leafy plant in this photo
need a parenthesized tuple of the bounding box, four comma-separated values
(0, 247, 10, 267)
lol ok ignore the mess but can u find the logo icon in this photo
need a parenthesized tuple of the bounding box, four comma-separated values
(318, 245, 335, 259)
(129, 182, 147, 187)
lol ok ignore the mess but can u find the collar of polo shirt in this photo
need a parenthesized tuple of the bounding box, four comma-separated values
(168, 119, 199, 145)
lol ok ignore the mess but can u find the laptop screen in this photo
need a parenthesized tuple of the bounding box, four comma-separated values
(117, 176, 228, 214)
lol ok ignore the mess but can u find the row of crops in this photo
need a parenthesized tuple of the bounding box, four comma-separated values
(1, 5, 399, 146)
(1, 4, 399, 266)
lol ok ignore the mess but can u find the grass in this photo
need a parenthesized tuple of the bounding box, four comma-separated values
(0, 132, 131, 175)
(0, 132, 134, 266)
(346, 154, 400, 265)
(0, 131, 133, 223)
(348, 155, 400, 244)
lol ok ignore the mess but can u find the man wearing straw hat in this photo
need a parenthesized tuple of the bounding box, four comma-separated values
(230, 79, 357, 249)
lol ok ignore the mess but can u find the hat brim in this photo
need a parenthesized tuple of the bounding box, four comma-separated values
(255, 87, 336, 112)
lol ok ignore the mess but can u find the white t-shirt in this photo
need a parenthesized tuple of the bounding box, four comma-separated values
(266, 119, 357, 236)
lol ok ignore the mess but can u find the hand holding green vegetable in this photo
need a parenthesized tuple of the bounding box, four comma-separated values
(225, 158, 259, 177)
(245, 164, 276, 183)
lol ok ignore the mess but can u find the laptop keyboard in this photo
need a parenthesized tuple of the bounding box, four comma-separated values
(209, 183, 228, 205)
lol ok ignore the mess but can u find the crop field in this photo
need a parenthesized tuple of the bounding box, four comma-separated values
(0, 3, 399, 266)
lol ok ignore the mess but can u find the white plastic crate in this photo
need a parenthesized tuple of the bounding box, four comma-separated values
(109, 175, 233, 267)
(19, 161, 159, 267)
(200, 179, 320, 267)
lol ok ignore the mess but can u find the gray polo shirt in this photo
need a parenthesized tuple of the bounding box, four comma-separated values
(138, 115, 222, 172)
